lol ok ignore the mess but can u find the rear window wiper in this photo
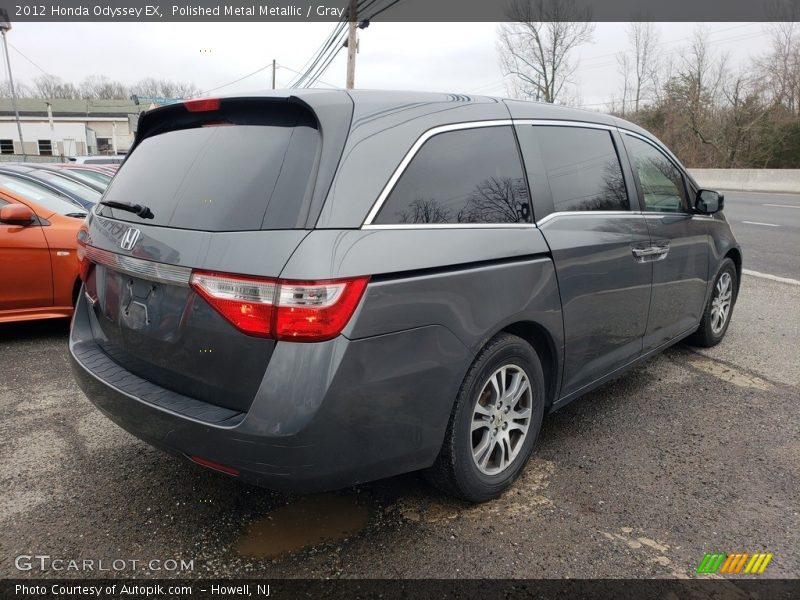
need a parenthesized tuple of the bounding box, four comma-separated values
(99, 200, 154, 219)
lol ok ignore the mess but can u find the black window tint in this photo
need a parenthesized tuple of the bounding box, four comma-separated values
(624, 135, 687, 213)
(99, 119, 319, 231)
(374, 126, 530, 225)
(536, 126, 628, 212)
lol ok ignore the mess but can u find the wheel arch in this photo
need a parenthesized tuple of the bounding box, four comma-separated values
(500, 321, 560, 409)
(724, 246, 742, 298)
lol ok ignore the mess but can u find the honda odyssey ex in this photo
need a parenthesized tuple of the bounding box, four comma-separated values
(70, 90, 741, 501)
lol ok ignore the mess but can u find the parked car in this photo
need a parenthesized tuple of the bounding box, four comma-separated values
(0, 164, 101, 209)
(0, 181, 86, 324)
(35, 164, 108, 193)
(54, 164, 115, 190)
(69, 91, 741, 501)
(68, 155, 125, 165)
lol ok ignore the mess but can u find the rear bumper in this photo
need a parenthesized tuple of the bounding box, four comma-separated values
(69, 292, 471, 492)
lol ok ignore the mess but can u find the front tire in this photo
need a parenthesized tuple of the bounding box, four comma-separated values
(425, 333, 545, 502)
(687, 258, 737, 348)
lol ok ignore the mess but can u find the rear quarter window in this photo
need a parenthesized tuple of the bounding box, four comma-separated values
(373, 125, 531, 225)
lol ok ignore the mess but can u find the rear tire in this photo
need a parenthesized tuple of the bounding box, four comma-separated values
(425, 333, 545, 502)
(686, 258, 737, 348)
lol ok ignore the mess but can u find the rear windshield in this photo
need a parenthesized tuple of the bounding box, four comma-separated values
(97, 107, 320, 231)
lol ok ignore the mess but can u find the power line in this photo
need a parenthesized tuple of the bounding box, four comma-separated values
(306, 41, 345, 87)
(277, 63, 337, 88)
(7, 40, 51, 76)
(290, 0, 406, 89)
(288, 21, 347, 87)
(579, 22, 762, 68)
(291, 22, 348, 88)
(362, 0, 403, 20)
(195, 63, 274, 97)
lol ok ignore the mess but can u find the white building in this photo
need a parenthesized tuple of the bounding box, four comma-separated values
(0, 98, 138, 157)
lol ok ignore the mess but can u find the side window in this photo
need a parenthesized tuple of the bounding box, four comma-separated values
(624, 134, 687, 213)
(373, 126, 531, 225)
(535, 126, 629, 212)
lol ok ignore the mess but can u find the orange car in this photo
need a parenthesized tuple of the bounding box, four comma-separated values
(0, 175, 88, 323)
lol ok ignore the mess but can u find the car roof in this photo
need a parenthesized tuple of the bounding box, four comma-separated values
(194, 88, 640, 129)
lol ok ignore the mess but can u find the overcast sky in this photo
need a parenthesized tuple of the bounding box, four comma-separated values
(1, 22, 774, 110)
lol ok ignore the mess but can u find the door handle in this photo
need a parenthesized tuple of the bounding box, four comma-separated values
(631, 242, 670, 263)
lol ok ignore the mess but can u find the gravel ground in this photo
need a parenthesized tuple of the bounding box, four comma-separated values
(1, 274, 798, 579)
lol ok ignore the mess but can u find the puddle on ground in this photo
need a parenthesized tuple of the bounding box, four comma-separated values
(235, 494, 370, 558)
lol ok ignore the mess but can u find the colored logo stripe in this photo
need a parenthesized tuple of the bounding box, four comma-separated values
(697, 553, 726, 573)
(697, 552, 773, 574)
(744, 553, 773, 574)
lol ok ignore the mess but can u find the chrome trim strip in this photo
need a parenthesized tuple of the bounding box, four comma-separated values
(535, 211, 641, 227)
(515, 119, 616, 131)
(361, 223, 536, 230)
(85, 246, 192, 287)
(362, 120, 513, 226)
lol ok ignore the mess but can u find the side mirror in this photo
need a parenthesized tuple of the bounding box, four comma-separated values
(694, 189, 724, 215)
(0, 203, 36, 225)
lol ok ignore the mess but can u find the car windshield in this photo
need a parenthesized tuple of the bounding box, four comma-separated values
(0, 174, 86, 217)
(33, 170, 103, 203)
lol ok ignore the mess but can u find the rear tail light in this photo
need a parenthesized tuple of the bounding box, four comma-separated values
(184, 98, 221, 112)
(189, 271, 369, 342)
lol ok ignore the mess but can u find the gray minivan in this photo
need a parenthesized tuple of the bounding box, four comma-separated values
(70, 90, 741, 501)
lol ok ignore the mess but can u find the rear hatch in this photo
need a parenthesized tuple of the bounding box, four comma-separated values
(80, 96, 335, 413)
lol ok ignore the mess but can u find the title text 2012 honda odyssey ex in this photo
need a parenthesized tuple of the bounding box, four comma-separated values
(70, 90, 741, 501)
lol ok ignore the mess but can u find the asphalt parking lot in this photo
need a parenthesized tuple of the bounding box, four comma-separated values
(1, 270, 798, 580)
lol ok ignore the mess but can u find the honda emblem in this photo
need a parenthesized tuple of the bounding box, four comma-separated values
(120, 227, 141, 251)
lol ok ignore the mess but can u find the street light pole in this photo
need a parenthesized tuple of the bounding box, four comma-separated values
(0, 20, 24, 153)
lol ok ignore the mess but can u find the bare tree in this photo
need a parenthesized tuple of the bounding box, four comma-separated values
(0, 79, 32, 98)
(617, 52, 631, 116)
(80, 75, 128, 100)
(617, 22, 660, 114)
(132, 77, 199, 99)
(398, 198, 451, 224)
(33, 74, 80, 99)
(664, 27, 728, 159)
(756, 22, 800, 115)
(497, 0, 594, 103)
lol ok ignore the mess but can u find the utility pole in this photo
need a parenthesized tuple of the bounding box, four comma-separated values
(271, 59, 276, 89)
(0, 16, 24, 154)
(345, 0, 357, 89)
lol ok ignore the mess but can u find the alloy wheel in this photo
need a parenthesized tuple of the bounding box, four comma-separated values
(710, 272, 733, 334)
(470, 364, 532, 476)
